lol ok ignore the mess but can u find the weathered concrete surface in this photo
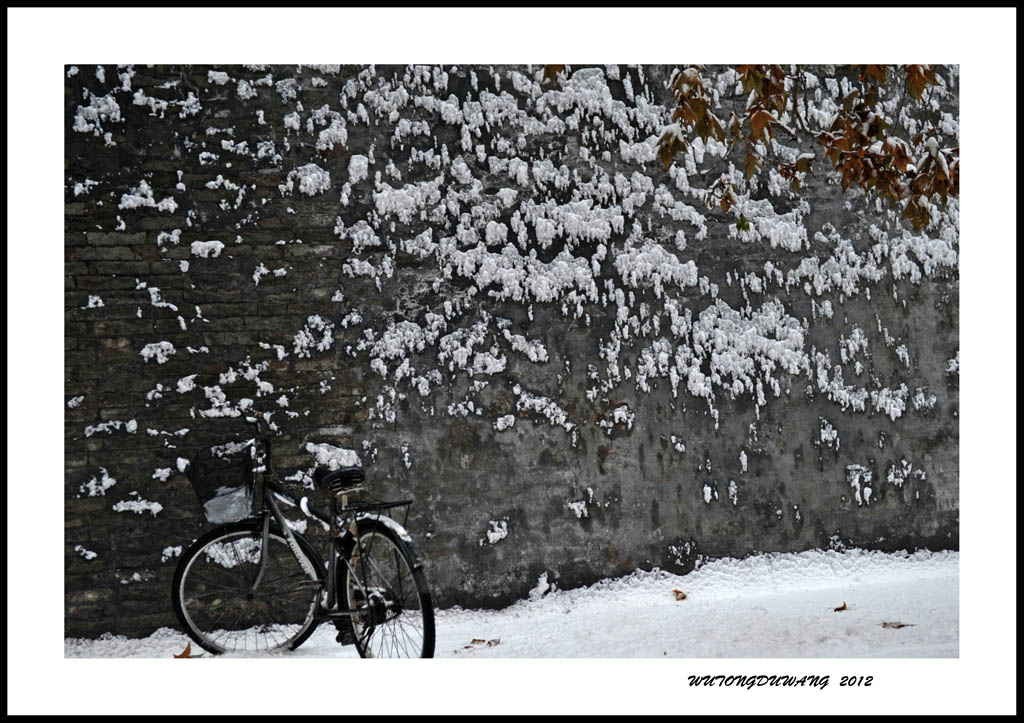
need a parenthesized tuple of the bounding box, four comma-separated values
(64, 64, 958, 636)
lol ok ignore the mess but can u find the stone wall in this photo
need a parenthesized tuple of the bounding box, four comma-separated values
(64, 64, 959, 637)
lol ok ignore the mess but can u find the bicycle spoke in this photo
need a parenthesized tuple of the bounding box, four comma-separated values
(359, 553, 407, 603)
(255, 570, 311, 589)
(253, 605, 290, 650)
(248, 587, 313, 602)
(184, 585, 240, 600)
(383, 627, 399, 657)
(263, 594, 308, 629)
(395, 616, 420, 653)
(188, 567, 242, 591)
(226, 539, 255, 587)
(377, 607, 414, 657)
(254, 597, 295, 649)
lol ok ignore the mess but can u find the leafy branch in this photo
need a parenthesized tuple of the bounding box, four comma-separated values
(657, 64, 958, 230)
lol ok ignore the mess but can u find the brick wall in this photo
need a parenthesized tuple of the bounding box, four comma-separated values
(64, 64, 959, 637)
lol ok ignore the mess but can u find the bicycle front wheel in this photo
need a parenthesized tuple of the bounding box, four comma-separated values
(339, 519, 435, 658)
(172, 522, 325, 655)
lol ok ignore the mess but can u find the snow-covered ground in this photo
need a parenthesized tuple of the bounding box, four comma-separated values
(65, 548, 957, 658)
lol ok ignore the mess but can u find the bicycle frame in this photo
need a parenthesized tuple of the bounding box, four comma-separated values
(239, 422, 419, 623)
(255, 476, 417, 621)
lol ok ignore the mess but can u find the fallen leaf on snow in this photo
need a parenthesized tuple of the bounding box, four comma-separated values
(672, 589, 687, 601)
(881, 621, 915, 629)
(464, 637, 501, 648)
(834, 601, 847, 612)
(173, 643, 200, 658)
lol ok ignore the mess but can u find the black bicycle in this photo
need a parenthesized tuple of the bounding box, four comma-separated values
(171, 418, 435, 658)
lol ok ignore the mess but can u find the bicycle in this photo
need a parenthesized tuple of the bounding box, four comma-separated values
(171, 417, 435, 657)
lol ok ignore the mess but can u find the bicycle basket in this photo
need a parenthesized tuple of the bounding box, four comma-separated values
(187, 440, 255, 523)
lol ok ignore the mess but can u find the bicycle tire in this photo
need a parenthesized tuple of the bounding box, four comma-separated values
(337, 519, 435, 658)
(172, 521, 326, 655)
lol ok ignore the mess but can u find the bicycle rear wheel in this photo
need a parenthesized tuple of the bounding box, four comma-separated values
(172, 522, 325, 655)
(338, 519, 435, 658)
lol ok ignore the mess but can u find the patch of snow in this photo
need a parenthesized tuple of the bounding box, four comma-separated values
(305, 442, 361, 470)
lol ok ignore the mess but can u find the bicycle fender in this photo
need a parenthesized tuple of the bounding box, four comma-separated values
(354, 512, 424, 568)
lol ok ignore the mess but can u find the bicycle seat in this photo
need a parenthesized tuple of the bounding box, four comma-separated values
(314, 466, 366, 496)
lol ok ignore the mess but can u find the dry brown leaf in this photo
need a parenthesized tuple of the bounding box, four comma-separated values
(834, 601, 847, 612)
(542, 65, 565, 85)
(749, 109, 775, 140)
(470, 638, 486, 644)
(881, 621, 915, 629)
(173, 642, 199, 658)
(673, 589, 687, 601)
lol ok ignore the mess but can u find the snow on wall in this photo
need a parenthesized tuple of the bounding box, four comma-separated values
(64, 64, 959, 637)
